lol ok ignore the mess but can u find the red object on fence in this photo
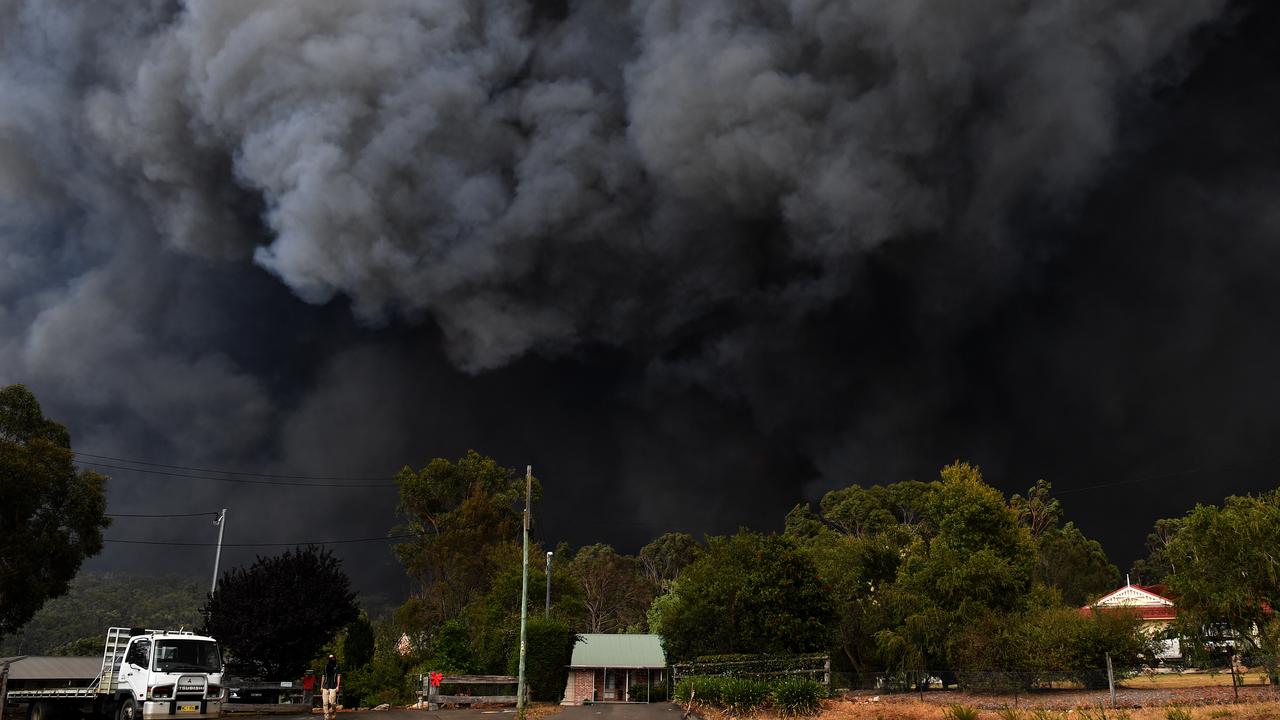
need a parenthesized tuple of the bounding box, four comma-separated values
(430, 672, 443, 687)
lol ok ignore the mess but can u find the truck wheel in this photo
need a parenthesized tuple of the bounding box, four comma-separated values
(116, 698, 138, 720)
(29, 701, 55, 720)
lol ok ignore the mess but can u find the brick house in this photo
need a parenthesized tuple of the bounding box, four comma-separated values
(561, 634, 667, 705)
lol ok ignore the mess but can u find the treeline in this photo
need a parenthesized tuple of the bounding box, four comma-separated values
(389, 453, 1280, 695)
(0, 573, 205, 656)
(384, 455, 1136, 695)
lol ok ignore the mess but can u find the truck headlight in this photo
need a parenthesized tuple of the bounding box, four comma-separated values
(151, 685, 175, 699)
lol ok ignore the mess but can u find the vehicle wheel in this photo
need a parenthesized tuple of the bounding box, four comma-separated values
(115, 697, 138, 720)
(29, 701, 54, 720)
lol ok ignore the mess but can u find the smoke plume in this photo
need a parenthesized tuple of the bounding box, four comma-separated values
(2, 0, 1276, 593)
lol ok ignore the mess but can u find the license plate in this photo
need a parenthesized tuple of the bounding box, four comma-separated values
(178, 705, 199, 713)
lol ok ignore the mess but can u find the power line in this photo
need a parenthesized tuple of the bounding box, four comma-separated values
(104, 534, 415, 548)
(1050, 468, 1203, 496)
(73, 450, 395, 482)
(76, 460, 398, 489)
(107, 512, 221, 518)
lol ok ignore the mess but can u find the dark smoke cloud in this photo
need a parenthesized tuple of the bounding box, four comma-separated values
(2, 0, 1275, 596)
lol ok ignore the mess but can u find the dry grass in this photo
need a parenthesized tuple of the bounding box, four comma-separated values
(813, 699, 1280, 720)
(1122, 674, 1271, 689)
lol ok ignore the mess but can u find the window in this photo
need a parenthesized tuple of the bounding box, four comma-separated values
(126, 639, 151, 669)
(153, 640, 222, 673)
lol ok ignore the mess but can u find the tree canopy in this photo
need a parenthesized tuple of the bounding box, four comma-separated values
(652, 531, 833, 661)
(0, 384, 110, 638)
(394, 451, 537, 625)
(203, 545, 358, 679)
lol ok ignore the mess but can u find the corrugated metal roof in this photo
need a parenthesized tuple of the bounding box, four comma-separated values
(569, 634, 666, 669)
(4, 656, 103, 680)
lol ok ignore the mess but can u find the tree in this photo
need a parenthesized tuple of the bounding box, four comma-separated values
(639, 532, 703, 589)
(1129, 518, 1183, 585)
(873, 462, 1037, 675)
(1034, 522, 1120, 606)
(652, 531, 833, 662)
(394, 451, 537, 627)
(0, 384, 110, 638)
(570, 544, 653, 632)
(507, 618, 575, 701)
(1162, 493, 1280, 665)
(203, 545, 358, 679)
(341, 613, 375, 669)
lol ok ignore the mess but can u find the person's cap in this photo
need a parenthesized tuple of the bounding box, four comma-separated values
(328, 654, 335, 659)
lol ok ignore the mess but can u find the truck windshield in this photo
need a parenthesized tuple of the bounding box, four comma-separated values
(153, 639, 221, 673)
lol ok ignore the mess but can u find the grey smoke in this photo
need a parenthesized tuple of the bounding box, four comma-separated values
(2, 0, 1271, 593)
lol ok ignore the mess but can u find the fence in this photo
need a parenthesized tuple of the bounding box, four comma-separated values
(672, 654, 831, 689)
(419, 674, 524, 709)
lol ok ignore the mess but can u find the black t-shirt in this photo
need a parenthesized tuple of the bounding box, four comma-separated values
(322, 662, 339, 688)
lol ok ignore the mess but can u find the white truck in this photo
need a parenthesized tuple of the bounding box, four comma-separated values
(3, 627, 224, 720)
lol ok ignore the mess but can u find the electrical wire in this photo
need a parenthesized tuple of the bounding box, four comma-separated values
(72, 450, 395, 482)
(76, 459, 398, 488)
(104, 534, 415, 547)
(107, 512, 221, 518)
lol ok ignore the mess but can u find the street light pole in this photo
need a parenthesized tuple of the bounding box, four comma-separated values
(545, 551, 553, 619)
(211, 509, 227, 595)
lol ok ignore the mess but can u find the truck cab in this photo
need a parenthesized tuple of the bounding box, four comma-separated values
(116, 631, 224, 720)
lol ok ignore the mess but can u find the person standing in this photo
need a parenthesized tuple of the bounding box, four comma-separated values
(302, 670, 316, 710)
(321, 654, 341, 718)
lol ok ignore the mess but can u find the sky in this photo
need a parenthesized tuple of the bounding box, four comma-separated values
(2, 0, 1279, 602)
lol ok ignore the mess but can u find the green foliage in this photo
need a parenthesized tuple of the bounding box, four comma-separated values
(506, 617, 575, 702)
(639, 532, 703, 589)
(0, 385, 110, 638)
(1165, 708, 1193, 720)
(341, 613, 375, 669)
(430, 619, 473, 673)
(770, 678, 823, 716)
(674, 676, 820, 715)
(720, 677, 770, 714)
(394, 451, 538, 628)
(1034, 522, 1120, 607)
(0, 572, 205, 655)
(654, 531, 833, 662)
(1163, 492, 1280, 656)
(340, 618, 417, 709)
(943, 705, 980, 720)
(996, 708, 1024, 720)
(203, 545, 358, 679)
(570, 544, 653, 632)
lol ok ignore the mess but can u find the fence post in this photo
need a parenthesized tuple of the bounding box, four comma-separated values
(1106, 653, 1116, 708)
(1, 660, 9, 715)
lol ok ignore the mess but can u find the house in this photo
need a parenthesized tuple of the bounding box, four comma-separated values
(1082, 581, 1181, 660)
(561, 634, 667, 705)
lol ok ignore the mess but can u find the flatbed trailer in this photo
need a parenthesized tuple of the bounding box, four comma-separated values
(2, 628, 224, 720)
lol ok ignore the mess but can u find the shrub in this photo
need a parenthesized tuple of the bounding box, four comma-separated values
(506, 618, 575, 702)
(1165, 709, 1193, 720)
(674, 676, 726, 706)
(771, 678, 823, 716)
(944, 706, 980, 720)
(721, 677, 770, 713)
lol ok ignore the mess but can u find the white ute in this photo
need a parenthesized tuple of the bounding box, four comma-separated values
(4, 627, 224, 720)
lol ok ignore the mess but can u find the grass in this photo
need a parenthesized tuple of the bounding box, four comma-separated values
(1122, 673, 1270, 689)
(812, 700, 1280, 720)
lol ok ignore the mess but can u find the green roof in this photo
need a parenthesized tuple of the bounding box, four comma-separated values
(569, 634, 666, 668)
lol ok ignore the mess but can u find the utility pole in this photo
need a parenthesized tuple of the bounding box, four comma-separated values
(516, 467, 532, 717)
(210, 508, 227, 595)
(545, 551, 553, 619)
